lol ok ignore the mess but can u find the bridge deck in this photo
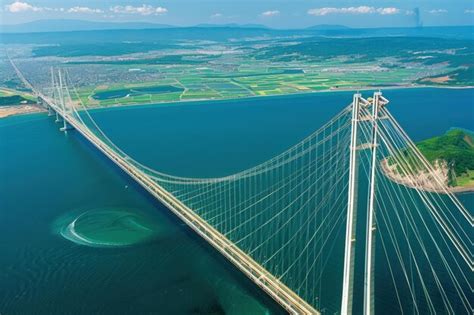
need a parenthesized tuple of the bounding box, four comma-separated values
(44, 98, 319, 315)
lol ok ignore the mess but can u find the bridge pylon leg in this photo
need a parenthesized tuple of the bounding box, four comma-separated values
(363, 92, 380, 315)
(55, 112, 60, 123)
(341, 93, 364, 315)
(363, 92, 388, 315)
(57, 70, 73, 132)
(47, 105, 54, 116)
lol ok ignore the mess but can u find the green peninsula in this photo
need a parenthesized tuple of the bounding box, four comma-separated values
(416, 128, 474, 188)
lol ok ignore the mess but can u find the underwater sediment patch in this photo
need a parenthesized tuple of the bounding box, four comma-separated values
(53, 208, 161, 248)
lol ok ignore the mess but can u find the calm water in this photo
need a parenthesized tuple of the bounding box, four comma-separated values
(0, 88, 472, 314)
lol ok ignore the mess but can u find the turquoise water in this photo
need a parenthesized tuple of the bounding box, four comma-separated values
(0, 88, 472, 314)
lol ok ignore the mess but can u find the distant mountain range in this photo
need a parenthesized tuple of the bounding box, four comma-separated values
(2, 19, 471, 42)
(306, 24, 350, 30)
(0, 20, 173, 33)
(0, 19, 349, 33)
(194, 23, 270, 29)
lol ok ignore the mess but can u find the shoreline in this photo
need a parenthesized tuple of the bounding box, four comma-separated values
(380, 159, 474, 194)
(0, 104, 45, 119)
(2, 84, 473, 119)
(81, 84, 474, 114)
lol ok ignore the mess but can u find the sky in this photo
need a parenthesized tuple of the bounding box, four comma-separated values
(1, 0, 473, 28)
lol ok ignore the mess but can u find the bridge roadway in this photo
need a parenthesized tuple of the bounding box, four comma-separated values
(41, 97, 319, 315)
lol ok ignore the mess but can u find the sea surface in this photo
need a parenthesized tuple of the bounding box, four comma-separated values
(0, 88, 472, 314)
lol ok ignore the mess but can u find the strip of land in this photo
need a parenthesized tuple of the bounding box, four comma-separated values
(381, 159, 474, 194)
(0, 105, 44, 118)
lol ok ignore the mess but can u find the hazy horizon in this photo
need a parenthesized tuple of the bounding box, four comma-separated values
(2, 18, 474, 29)
(1, 0, 473, 29)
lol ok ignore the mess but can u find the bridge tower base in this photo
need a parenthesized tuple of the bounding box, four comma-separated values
(60, 120, 74, 132)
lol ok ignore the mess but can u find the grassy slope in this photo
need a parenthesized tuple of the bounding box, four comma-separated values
(416, 129, 474, 187)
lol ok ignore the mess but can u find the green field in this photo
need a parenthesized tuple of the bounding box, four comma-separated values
(73, 62, 454, 107)
(2, 31, 472, 107)
(456, 170, 474, 187)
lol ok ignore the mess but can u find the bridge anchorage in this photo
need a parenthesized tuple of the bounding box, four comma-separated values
(10, 61, 473, 314)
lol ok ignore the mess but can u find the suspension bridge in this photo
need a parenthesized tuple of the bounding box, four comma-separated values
(10, 61, 473, 314)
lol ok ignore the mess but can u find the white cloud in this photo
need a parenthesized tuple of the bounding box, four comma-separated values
(377, 7, 400, 15)
(4, 2, 105, 14)
(464, 9, 474, 13)
(308, 6, 400, 16)
(308, 6, 373, 16)
(261, 10, 280, 17)
(5, 1, 41, 13)
(110, 5, 167, 16)
(211, 13, 223, 18)
(68, 6, 103, 14)
(428, 9, 448, 14)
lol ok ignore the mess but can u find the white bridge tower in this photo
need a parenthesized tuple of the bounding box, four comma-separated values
(341, 91, 389, 315)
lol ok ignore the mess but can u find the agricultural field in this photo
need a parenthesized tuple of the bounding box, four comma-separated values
(1, 26, 472, 108)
